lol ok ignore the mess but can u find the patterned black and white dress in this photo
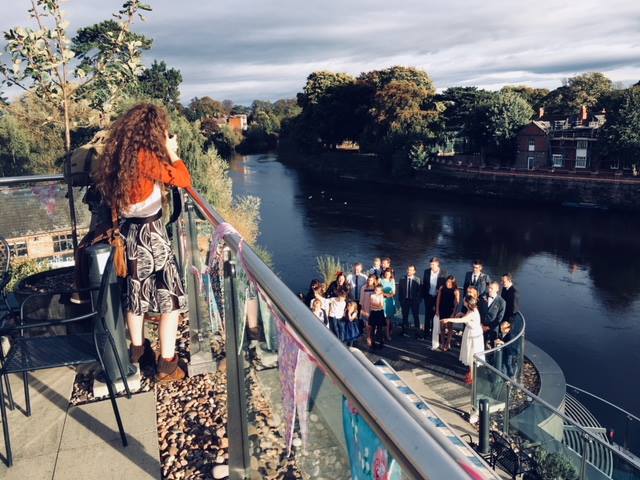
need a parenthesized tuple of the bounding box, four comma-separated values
(122, 211, 186, 316)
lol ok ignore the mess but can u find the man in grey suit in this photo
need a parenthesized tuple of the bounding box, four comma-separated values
(482, 281, 506, 348)
(399, 265, 422, 337)
(422, 257, 446, 338)
(463, 260, 490, 298)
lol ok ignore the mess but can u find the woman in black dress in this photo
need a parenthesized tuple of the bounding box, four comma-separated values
(436, 275, 460, 351)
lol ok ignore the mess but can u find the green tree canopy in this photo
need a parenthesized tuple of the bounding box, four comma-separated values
(436, 87, 495, 153)
(138, 60, 182, 107)
(600, 86, 640, 168)
(358, 66, 436, 94)
(185, 96, 226, 121)
(362, 79, 442, 159)
(296, 71, 355, 108)
(500, 85, 548, 110)
(543, 72, 613, 115)
(467, 91, 534, 162)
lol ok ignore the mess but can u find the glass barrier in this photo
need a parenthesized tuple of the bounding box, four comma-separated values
(473, 357, 640, 480)
(193, 205, 414, 478)
(184, 187, 477, 480)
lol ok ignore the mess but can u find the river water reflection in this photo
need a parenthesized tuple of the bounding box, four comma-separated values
(229, 153, 640, 416)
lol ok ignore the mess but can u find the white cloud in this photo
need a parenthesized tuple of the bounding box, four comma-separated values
(1, 0, 639, 104)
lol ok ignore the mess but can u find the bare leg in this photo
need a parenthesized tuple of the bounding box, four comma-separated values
(159, 310, 180, 359)
(127, 312, 144, 347)
(446, 326, 454, 350)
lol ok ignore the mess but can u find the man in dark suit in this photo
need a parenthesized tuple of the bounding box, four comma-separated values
(399, 265, 422, 336)
(500, 273, 518, 323)
(422, 257, 446, 337)
(482, 281, 506, 348)
(463, 260, 490, 298)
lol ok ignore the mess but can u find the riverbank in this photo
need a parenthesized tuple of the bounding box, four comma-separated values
(279, 148, 640, 211)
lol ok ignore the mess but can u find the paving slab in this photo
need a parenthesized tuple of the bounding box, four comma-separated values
(59, 391, 157, 450)
(54, 430, 160, 480)
(0, 452, 58, 480)
(0, 369, 160, 480)
(0, 367, 75, 462)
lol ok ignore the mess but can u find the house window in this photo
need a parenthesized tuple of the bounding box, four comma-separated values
(11, 242, 28, 258)
(52, 234, 74, 253)
(575, 155, 587, 168)
(552, 154, 564, 167)
(576, 140, 588, 150)
(610, 159, 620, 170)
(527, 156, 535, 170)
(528, 139, 535, 151)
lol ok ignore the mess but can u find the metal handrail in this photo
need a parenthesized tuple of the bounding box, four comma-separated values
(481, 310, 526, 356)
(184, 187, 476, 480)
(474, 356, 640, 470)
(567, 383, 640, 424)
(0, 174, 65, 186)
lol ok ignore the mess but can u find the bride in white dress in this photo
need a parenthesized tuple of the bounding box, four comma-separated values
(441, 295, 485, 384)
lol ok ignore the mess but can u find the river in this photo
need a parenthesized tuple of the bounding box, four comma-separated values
(229, 153, 640, 417)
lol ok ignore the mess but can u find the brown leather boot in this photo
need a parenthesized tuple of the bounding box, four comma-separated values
(129, 343, 146, 364)
(156, 355, 186, 383)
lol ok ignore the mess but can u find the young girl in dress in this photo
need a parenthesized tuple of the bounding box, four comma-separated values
(328, 288, 348, 338)
(441, 295, 485, 384)
(310, 282, 330, 312)
(311, 298, 329, 329)
(344, 300, 361, 347)
(380, 268, 397, 341)
(368, 284, 386, 350)
(359, 274, 379, 345)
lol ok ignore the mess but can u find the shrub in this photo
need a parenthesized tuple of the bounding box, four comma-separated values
(6, 258, 50, 292)
(315, 255, 344, 284)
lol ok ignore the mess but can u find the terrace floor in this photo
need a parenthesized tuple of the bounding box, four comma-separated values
(0, 367, 160, 480)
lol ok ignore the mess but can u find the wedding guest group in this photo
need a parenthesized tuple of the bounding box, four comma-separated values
(302, 256, 520, 383)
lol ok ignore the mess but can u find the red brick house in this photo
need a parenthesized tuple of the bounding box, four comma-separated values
(515, 107, 605, 171)
(515, 121, 551, 170)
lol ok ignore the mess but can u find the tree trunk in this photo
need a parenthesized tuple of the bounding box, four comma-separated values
(61, 78, 79, 252)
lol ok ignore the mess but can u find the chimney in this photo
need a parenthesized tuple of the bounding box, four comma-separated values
(538, 107, 545, 119)
(581, 105, 588, 122)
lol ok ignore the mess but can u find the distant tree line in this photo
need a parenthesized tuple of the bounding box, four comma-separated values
(280, 67, 640, 171)
(182, 96, 300, 157)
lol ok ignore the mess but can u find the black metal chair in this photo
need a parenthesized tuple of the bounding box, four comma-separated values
(0, 237, 16, 412)
(459, 433, 495, 467)
(0, 236, 13, 316)
(0, 249, 129, 466)
(491, 430, 531, 479)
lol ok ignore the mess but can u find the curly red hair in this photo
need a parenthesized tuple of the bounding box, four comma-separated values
(96, 103, 171, 212)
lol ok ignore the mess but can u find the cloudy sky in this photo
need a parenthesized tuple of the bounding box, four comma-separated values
(2, 0, 640, 104)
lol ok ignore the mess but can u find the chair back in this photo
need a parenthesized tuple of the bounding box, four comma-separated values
(94, 248, 116, 327)
(0, 237, 10, 291)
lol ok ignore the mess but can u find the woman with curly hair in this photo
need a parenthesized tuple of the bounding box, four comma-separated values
(96, 103, 192, 382)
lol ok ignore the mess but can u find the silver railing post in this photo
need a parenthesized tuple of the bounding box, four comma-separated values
(624, 415, 631, 450)
(503, 382, 511, 435)
(184, 197, 215, 376)
(518, 328, 525, 383)
(472, 358, 478, 409)
(579, 433, 593, 480)
(223, 249, 250, 480)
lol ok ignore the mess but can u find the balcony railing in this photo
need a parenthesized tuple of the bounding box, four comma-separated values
(472, 336, 640, 479)
(182, 186, 483, 479)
